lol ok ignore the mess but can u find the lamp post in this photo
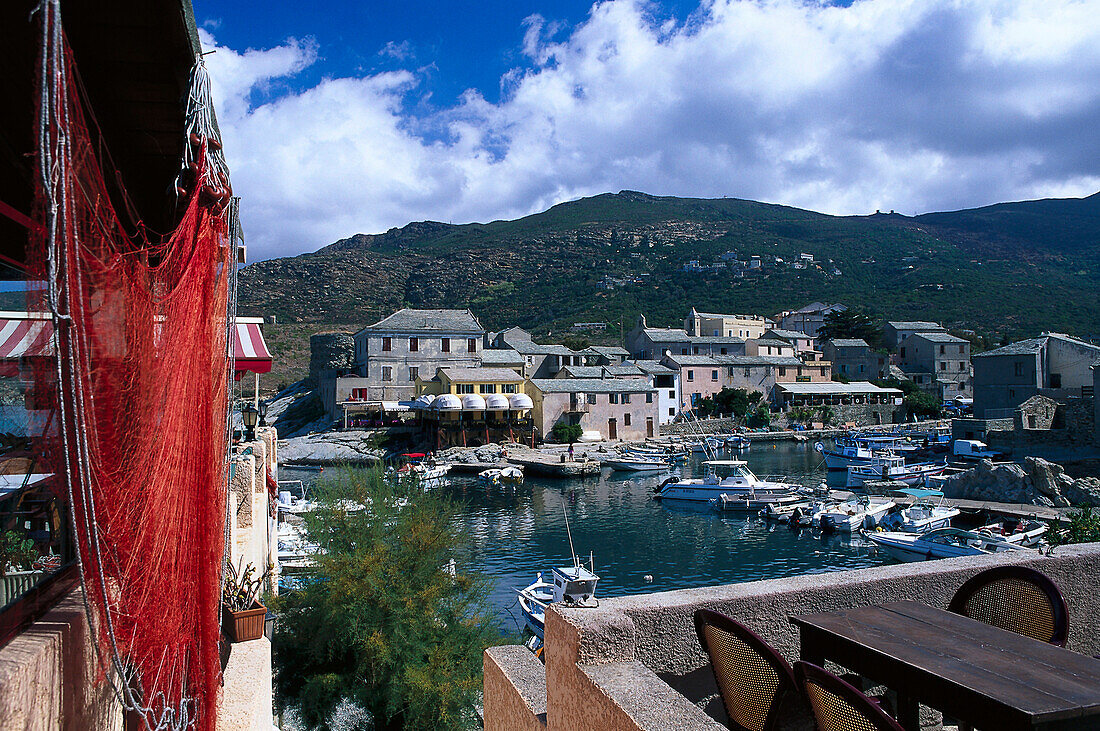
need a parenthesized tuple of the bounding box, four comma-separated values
(241, 402, 259, 442)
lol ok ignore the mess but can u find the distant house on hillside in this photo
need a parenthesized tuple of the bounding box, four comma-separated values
(684, 307, 767, 339)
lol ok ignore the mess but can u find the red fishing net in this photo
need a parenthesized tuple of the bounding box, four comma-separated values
(28, 5, 233, 728)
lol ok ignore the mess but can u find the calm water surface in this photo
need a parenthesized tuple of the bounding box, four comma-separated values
(282, 440, 888, 632)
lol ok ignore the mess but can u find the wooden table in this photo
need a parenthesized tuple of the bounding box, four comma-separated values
(790, 600, 1100, 731)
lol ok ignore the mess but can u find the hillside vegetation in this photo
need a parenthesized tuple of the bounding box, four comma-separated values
(238, 191, 1100, 360)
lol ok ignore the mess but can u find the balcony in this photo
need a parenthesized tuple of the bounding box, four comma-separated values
(484, 543, 1100, 730)
(567, 396, 591, 413)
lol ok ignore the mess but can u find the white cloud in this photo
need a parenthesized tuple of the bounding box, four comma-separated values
(200, 0, 1100, 261)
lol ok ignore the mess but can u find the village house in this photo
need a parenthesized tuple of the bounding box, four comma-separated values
(884, 320, 948, 349)
(352, 308, 485, 402)
(660, 353, 829, 411)
(745, 336, 797, 358)
(625, 314, 745, 359)
(763, 327, 816, 355)
(684, 307, 768, 339)
(822, 338, 888, 381)
(634, 360, 681, 424)
(972, 333, 1100, 418)
(584, 345, 631, 365)
(773, 301, 847, 338)
(900, 332, 972, 402)
(773, 381, 904, 425)
(527, 378, 660, 441)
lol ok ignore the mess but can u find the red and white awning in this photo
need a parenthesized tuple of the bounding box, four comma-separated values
(0, 317, 53, 376)
(234, 322, 272, 375)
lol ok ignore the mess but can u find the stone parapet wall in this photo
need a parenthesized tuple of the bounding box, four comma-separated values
(484, 544, 1100, 731)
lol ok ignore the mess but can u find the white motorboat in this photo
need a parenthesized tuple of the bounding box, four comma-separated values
(478, 465, 525, 485)
(726, 435, 751, 450)
(815, 440, 896, 471)
(819, 496, 896, 532)
(846, 457, 948, 488)
(976, 518, 1048, 547)
(654, 460, 801, 503)
(880, 489, 959, 532)
(864, 527, 1031, 562)
(711, 491, 804, 513)
(517, 563, 599, 638)
(789, 498, 840, 528)
(606, 456, 670, 472)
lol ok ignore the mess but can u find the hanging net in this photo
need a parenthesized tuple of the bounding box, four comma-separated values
(24, 1, 237, 727)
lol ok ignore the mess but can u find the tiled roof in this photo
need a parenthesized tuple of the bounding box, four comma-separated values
(664, 354, 802, 367)
(828, 338, 869, 348)
(439, 367, 523, 381)
(887, 321, 945, 330)
(766, 328, 809, 340)
(972, 338, 1045, 358)
(775, 381, 901, 394)
(530, 378, 655, 394)
(510, 341, 576, 356)
(633, 360, 676, 375)
(642, 327, 692, 342)
(558, 366, 606, 378)
(910, 332, 967, 343)
(588, 345, 630, 356)
(361, 308, 482, 333)
(480, 349, 524, 364)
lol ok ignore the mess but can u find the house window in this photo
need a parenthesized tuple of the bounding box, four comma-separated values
(959, 362, 966, 371)
(711, 370, 718, 382)
(720, 347, 727, 355)
(468, 338, 477, 353)
(624, 413, 631, 427)
(668, 390, 675, 398)
(959, 344, 965, 354)
(939, 345, 946, 354)
(668, 407, 675, 416)
(778, 367, 787, 376)
(479, 384, 496, 394)
(940, 362, 947, 371)
(351, 388, 368, 400)
(409, 367, 419, 381)
(382, 366, 392, 381)
(693, 347, 700, 355)
(744, 367, 751, 377)
(900, 347, 906, 359)
(587, 393, 597, 404)
(409, 337, 418, 352)
(1014, 362, 1023, 377)
(820, 367, 827, 376)
(1009, 389, 1016, 398)
(502, 384, 518, 393)
(623, 393, 631, 404)
(1050, 373, 1062, 388)
(646, 393, 653, 403)
(687, 370, 694, 382)
(441, 338, 450, 353)
(609, 393, 619, 404)
(840, 364, 848, 373)
(382, 337, 391, 352)
(859, 364, 864, 373)
(456, 383, 474, 394)
(681, 348, 688, 355)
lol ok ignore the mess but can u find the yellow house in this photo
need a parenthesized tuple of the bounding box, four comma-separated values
(415, 366, 525, 396)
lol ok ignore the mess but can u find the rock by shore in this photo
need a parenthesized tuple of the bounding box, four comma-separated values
(279, 430, 384, 465)
(940, 457, 1100, 508)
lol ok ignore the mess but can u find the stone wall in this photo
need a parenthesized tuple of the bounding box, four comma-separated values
(308, 331, 355, 386)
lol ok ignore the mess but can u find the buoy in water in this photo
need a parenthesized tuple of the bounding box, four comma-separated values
(644, 574, 653, 582)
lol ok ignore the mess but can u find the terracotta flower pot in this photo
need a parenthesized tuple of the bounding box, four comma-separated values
(223, 601, 266, 643)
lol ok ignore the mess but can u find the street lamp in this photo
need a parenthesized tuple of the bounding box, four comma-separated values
(241, 403, 259, 442)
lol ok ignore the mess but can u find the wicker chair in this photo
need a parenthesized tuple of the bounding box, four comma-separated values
(948, 565, 1069, 646)
(794, 661, 905, 731)
(693, 608, 797, 731)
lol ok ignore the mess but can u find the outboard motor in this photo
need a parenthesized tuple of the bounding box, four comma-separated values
(655, 475, 679, 494)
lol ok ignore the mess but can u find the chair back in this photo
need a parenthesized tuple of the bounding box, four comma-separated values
(693, 608, 795, 731)
(794, 661, 904, 731)
(948, 565, 1069, 646)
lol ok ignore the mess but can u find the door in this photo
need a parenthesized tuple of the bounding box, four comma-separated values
(608, 418, 617, 440)
(646, 417, 654, 438)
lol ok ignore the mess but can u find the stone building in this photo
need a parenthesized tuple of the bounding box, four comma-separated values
(634, 360, 681, 425)
(684, 307, 767, 339)
(527, 378, 660, 441)
(763, 328, 816, 355)
(661, 353, 830, 412)
(899, 332, 971, 401)
(352, 308, 485, 402)
(884, 320, 948, 349)
(625, 314, 745, 360)
(821, 338, 887, 380)
(972, 333, 1100, 418)
(773, 301, 846, 338)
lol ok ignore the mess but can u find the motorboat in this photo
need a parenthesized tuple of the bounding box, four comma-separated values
(879, 489, 959, 532)
(725, 435, 751, 450)
(605, 456, 670, 472)
(976, 517, 1048, 547)
(710, 491, 803, 513)
(517, 563, 599, 638)
(864, 527, 1031, 562)
(761, 500, 811, 521)
(819, 496, 896, 533)
(846, 456, 948, 488)
(394, 453, 452, 484)
(815, 440, 896, 471)
(478, 465, 525, 485)
(789, 498, 840, 529)
(654, 460, 801, 503)
(621, 446, 684, 462)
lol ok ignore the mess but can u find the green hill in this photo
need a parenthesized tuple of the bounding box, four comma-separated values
(237, 190, 1100, 344)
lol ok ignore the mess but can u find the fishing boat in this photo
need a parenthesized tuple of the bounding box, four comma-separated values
(818, 496, 896, 532)
(879, 488, 959, 532)
(654, 460, 801, 503)
(478, 465, 524, 485)
(976, 517, 1048, 547)
(814, 440, 895, 471)
(788, 498, 840, 528)
(864, 527, 1031, 562)
(725, 435, 751, 450)
(395, 453, 452, 484)
(622, 446, 685, 462)
(845, 456, 948, 488)
(605, 456, 670, 472)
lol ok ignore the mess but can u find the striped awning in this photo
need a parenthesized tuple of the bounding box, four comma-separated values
(0, 317, 53, 376)
(234, 322, 272, 374)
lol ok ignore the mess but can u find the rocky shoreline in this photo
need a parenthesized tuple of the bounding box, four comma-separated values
(939, 457, 1100, 508)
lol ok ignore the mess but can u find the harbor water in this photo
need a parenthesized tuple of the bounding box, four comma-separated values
(281, 440, 890, 633)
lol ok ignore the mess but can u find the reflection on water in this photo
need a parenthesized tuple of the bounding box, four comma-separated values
(281, 441, 888, 631)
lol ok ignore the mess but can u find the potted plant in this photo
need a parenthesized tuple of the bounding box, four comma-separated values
(1, 530, 44, 606)
(221, 560, 270, 643)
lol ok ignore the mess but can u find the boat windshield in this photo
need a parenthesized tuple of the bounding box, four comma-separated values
(707, 462, 755, 482)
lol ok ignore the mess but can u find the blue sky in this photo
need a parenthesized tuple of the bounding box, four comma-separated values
(192, 0, 1100, 262)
